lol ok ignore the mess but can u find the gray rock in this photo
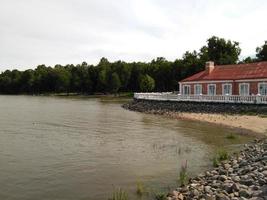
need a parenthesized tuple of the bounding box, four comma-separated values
(239, 189, 252, 198)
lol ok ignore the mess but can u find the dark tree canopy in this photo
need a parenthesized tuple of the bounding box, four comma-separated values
(0, 36, 263, 94)
(256, 41, 267, 61)
(199, 36, 241, 65)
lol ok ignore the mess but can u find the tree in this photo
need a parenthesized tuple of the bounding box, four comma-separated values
(109, 72, 121, 93)
(199, 36, 241, 65)
(256, 41, 267, 61)
(139, 74, 155, 92)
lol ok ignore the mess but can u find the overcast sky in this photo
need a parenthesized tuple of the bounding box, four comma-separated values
(1, 0, 267, 71)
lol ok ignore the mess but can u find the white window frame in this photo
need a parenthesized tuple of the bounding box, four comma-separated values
(222, 83, 232, 95)
(208, 84, 216, 96)
(258, 82, 267, 96)
(182, 85, 191, 95)
(239, 83, 250, 96)
(194, 84, 202, 95)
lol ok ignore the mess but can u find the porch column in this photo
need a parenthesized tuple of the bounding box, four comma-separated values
(179, 82, 182, 94)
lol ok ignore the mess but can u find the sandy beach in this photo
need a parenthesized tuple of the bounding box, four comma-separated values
(166, 112, 267, 135)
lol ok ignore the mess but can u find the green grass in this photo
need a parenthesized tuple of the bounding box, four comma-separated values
(212, 156, 219, 167)
(212, 148, 229, 167)
(136, 181, 146, 196)
(178, 160, 188, 186)
(153, 192, 167, 200)
(108, 188, 128, 200)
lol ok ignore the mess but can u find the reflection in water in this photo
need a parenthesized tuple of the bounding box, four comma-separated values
(0, 96, 252, 200)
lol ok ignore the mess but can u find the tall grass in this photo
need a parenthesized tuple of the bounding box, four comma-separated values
(153, 191, 167, 200)
(136, 181, 146, 196)
(178, 160, 188, 186)
(212, 148, 229, 167)
(108, 188, 128, 200)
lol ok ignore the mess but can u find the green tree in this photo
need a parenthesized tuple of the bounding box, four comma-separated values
(139, 74, 155, 92)
(109, 72, 121, 93)
(256, 41, 267, 61)
(199, 36, 241, 65)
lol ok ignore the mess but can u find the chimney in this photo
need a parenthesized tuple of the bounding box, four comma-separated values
(205, 61, 215, 74)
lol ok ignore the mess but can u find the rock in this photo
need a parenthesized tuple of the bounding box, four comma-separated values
(215, 193, 230, 200)
(192, 189, 199, 196)
(177, 193, 184, 200)
(222, 183, 233, 193)
(150, 136, 267, 200)
(239, 189, 252, 198)
(231, 183, 240, 192)
(239, 179, 254, 186)
(204, 186, 212, 193)
(219, 175, 228, 181)
(262, 171, 267, 176)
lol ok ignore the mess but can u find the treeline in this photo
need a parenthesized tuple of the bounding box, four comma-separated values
(0, 36, 266, 94)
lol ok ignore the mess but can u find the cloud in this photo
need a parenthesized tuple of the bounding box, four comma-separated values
(0, 0, 266, 70)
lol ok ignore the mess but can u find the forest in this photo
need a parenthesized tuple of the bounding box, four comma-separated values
(0, 36, 267, 94)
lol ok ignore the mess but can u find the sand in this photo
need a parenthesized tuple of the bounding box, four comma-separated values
(166, 112, 267, 135)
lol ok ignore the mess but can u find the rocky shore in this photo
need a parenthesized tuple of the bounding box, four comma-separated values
(123, 99, 267, 134)
(123, 99, 267, 115)
(168, 139, 267, 200)
(123, 99, 267, 199)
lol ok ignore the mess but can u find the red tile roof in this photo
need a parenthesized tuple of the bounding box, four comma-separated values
(180, 61, 267, 82)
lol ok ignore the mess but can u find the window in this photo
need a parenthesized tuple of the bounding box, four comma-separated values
(222, 84, 232, 95)
(258, 83, 267, 95)
(208, 84, 216, 96)
(239, 83, 249, 96)
(194, 84, 202, 95)
(183, 85, 190, 95)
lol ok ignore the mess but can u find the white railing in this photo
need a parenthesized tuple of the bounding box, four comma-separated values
(134, 93, 267, 104)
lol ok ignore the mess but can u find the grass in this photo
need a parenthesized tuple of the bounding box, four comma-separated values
(212, 156, 219, 167)
(108, 188, 128, 200)
(136, 181, 146, 196)
(178, 160, 188, 186)
(212, 148, 229, 167)
(153, 192, 167, 200)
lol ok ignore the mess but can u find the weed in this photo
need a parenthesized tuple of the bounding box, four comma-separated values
(226, 133, 237, 140)
(153, 192, 167, 200)
(136, 181, 146, 196)
(217, 149, 229, 161)
(212, 148, 229, 167)
(179, 160, 188, 186)
(109, 188, 128, 200)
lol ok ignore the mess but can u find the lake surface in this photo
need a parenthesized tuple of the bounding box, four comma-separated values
(0, 95, 252, 200)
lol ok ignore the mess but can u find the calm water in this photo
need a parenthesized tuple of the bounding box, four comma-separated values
(0, 96, 252, 200)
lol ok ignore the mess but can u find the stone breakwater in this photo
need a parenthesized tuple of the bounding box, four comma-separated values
(168, 139, 267, 200)
(123, 99, 267, 115)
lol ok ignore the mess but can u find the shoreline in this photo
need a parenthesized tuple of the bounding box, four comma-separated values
(123, 99, 267, 137)
(123, 99, 267, 199)
(163, 111, 267, 137)
(168, 139, 267, 200)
